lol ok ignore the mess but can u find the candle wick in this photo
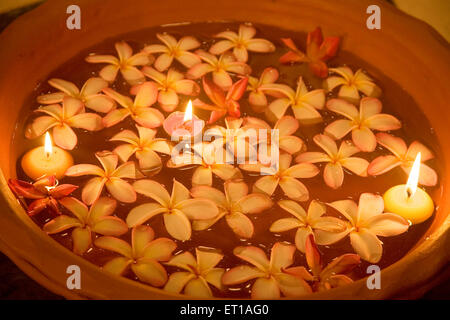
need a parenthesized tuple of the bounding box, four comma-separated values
(406, 187, 413, 199)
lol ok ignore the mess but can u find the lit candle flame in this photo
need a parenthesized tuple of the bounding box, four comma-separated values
(44, 132, 53, 159)
(183, 100, 193, 122)
(406, 152, 421, 198)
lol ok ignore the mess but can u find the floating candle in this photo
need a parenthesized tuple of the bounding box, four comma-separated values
(21, 132, 74, 180)
(163, 100, 205, 138)
(383, 152, 434, 224)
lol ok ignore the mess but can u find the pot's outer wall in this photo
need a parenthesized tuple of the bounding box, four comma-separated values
(0, 0, 448, 299)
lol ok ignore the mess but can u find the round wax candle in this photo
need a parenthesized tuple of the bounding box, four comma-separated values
(21, 146, 73, 180)
(383, 184, 434, 224)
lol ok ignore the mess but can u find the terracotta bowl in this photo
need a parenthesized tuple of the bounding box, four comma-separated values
(0, 0, 448, 299)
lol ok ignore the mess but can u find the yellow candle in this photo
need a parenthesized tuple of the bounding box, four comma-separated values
(21, 132, 73, 180)
(383, 152, 434, 224)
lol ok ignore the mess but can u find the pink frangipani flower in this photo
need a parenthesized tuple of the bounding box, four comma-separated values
(102, 81, 165, 129)
(191, 179, 273, 238)
(65, 151, 139, 205)
(319, 193, 409, 263)
(140, 66, 200, 112)
(110, 125, 172, 175)
(367, 133, 438, 186)
(324, 67, 381, 104)
(296, 134, 369, 189)
(262, 77, 325, 123)
(37, 77, 115, 113)
(285, 235, 360, 292)
(43, 197, 128, 255)
(85, 41, 152, 85)
(8, 175, 77, 216)
(164, 248, 224, 298)
(127, 179, 219, 241)
(95, 225, 176, 287)
(222, 242, 312, 299)
(240, 153, 319, 202)
(193, 77, 248, 123)
(143, 33, 201, 72)
(25, 96, 103, 150)
(325, 97, 401, 152)
(270, 200, 346, 252)
(187, 50, 251, 89)
(209, 24, 275, 62)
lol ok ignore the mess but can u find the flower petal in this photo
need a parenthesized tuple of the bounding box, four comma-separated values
(99, 64, 119, 82)
(166, 251, 197, 271)
(254, 175, 279, 196)
(102, 108, 131, 128)
(233, 246, 269, 271)
(176, 199, 219, 220)
(376, 133, 408, 158)
(367, 155, 401, 176)
(365, 213, 409, 237)
(176, 52, 202, 68)
(358, 193, 384, 222)
(350, 229, 383, 263)
(326, 98, 359, 119)
(279, 177, 309, 201)
(226, 212, 254, 238)
(270, 242, 295, 271)
(323, 163, 344, 189)
(328, 199, 358, 224)
(321, 254, 360, 280)
(366, 114, 401, 131)
(352, 127, 377, 152)
(163, 211, 192, 241)
(196, 248, 223, 273)
(92, 216, 128, 236)
(53, 124, 77, 150)
(270, 218, 302, 232)
(209, 39, 234, 55)
(340, 157, 369, 176)
(102, 257, 132, 275)
(277, 199, 307, 221)
(237, 193, 273, 214)
(134, 108, 165, 128)
(126, 203, 167, 227)
(68, 113, 103, 131)
(94, 236, 132, 258)
(295, 226, 314, 253)
(105, 178, 137, 203)
(58, 197, 89, 222)
(164, 272, 195, 294)
(72, 227, 92, 255)
(43, 215, 82, 234)
(246, 38, 276, 52)
(268, 98, 291, 119)
(405, 141, 434, 162)
(178, 36, 201, 51)
(184, 278, 212, 297)
(85, 94, 115, 113)
(82, 177, 106, 205)
(224, 180, 248, 203)
(324, 119, 354, 140)
(191, 185, 227, 207)
(275, 273, 312, 297)
(155, 53, 174, 72)
(222, 265, 265, 285)
(131, 225, 155, 257)
(133, 179, 171, 206)
(48, 78, 79, 96)
(142, 238, 177, 261)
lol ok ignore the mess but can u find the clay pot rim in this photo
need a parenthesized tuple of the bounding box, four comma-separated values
(0, 0, 448, 299)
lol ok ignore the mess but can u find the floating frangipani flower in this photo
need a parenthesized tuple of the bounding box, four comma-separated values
(164, 248, 224, 298)
(240, 153, 319, 202)
(139, 66, 200, 112)
(368, 133, 438, 186)
(296, 134, 369, 189)
(65, 151, 140, 205)
(187, 50, 251, 90)
(85, 41, 152, 85)
(324, 67, 381, 104)
(325, 97, 402, 152)
(270, 200, 346, 253)
(317, 193, 409, 263)
(191, 180, 273, 238)
(205, 117, 260, 161)
(143, 33, 201, 72)
(279, 27, 340, 78)
(244, 115, 305, 155)
(43, 197, 128, 255)
(263, 76, 325, 123)
(127, 179, 219, 241)
(167, 142, 240, 187)
(36, 78, 115, 113)
(285, 234, 360, 292)
(222, 243, 312, 299)
(8, 176, 77, 216)
(209, 24, 275, 62)
(247, 67, 282, 112)
(95, 225, 176, 287)
(102, 82, 165, 129)
(25, 96, 103, 150)
(193, 77, 248, 123)
(110, 125, 172, 175)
